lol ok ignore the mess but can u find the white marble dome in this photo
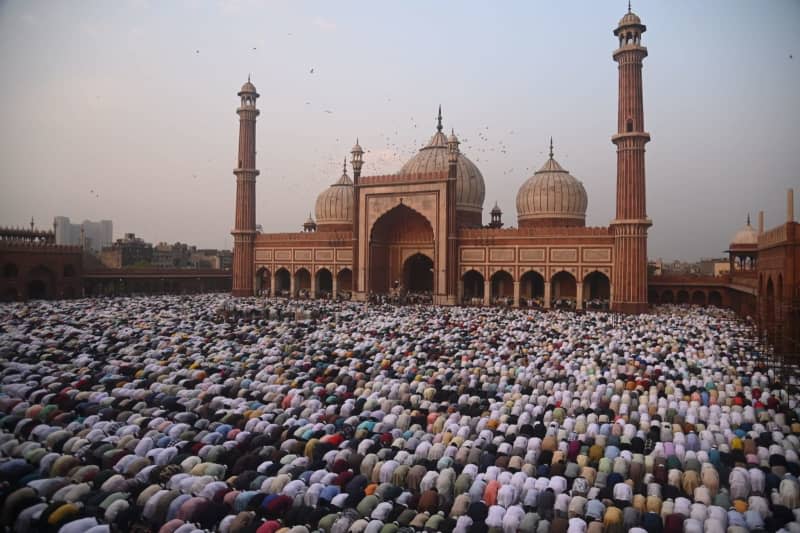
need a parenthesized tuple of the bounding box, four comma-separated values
(315, 166, 353, 226)
(400, 126, 485, 217)
(730, 217, 758, 246)
(516, 150, 588, 226)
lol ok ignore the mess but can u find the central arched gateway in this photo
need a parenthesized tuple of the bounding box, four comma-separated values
(368, 204, 434, 294)
(403, 253, 433, 292)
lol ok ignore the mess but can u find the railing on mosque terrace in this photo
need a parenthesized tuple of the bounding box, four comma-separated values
(0, 239, 81, 252)
(84, 268, 231, 279)
(759, 221, 797, 249)
(358, 171, 449, 186)
(0, 226, 56, 242)
(255, 231, 351, 245)
(648, 274, 730, 286)
(648, 273, 758, 294)
(82, 268, 232, 298)
(458, 226, 613, 240)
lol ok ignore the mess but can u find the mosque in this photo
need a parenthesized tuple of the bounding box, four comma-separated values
(230, 8, 653, 313)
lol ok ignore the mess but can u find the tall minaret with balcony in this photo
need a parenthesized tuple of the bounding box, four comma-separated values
(231, 78, 259, 297)
(611, 5, 651, 313)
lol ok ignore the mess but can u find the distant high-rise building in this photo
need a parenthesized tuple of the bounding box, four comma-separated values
(53, 217, 112, 253)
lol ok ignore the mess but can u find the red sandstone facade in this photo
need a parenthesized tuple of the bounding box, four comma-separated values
(648, 189, 798, 357)
(231, 10, 651, 311)
(1, 238, 83, 301)
(611, 10, 651, 313)
(231, 79, 259, 297)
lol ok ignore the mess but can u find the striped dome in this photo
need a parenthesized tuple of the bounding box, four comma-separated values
(399, 130, 485, 216)
(315, 168, 353, 226)
(516, 154, 588, 226)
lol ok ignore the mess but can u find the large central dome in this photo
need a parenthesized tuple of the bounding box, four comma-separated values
(399, 109, 486, 227)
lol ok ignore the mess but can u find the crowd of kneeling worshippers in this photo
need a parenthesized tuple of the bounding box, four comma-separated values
(0, 295, 799, 533)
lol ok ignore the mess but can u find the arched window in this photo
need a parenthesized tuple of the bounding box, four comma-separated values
(626, 119, 634, 132)
(3, 263, 17, 278)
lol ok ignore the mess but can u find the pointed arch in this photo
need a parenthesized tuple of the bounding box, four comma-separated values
(255, 266, 271, 295)
(462, 269, 485, 304)
(274, 267, 291, 296)
(583, 270, 611, 306)
(316, 267, 333, 297)
(691, 290, 706, 306)
(520, 270, 545, 307)
(708, 290, 723, 307)
(551, 270, 577, 308)
(336, 268, 352, 294)
(403, 253, 433, 293)
(294, 267, 311, 297)
(490, 270, 514, 304)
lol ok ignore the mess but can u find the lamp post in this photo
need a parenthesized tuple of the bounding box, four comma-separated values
(350, 139, 364, 299)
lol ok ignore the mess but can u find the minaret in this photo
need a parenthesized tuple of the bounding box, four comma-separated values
(231, 77, 260, 297)
(446, 128, 459, 305)
(610, 5, 651, 313)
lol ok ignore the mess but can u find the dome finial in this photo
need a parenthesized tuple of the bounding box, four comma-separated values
(628, 0, 631, 13)
(343, 157, 347, 174)
(549, 137, 554, 159)
(248, 73, 251, 82)
(747, 212, 751, 226)
(436, 105, 443, 132)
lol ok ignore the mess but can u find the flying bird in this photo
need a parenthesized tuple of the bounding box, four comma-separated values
(195, 50, 199, 54)
(324, 110, 333, 114)
(309, 68, 314, 74)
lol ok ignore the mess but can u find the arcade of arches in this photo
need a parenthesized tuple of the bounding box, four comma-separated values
(649, 288, 726, 309)
(458, 268, 611, 309)
(256, 266, 353, 298)
(1, 260, 81, 302)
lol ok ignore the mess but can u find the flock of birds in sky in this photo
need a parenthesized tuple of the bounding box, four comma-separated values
(182, 39, 569, 197)
(83, 40, 794, 219)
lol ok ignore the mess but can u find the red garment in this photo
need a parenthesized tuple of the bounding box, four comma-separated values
(256, 520, 282, 533)
(483, 480, 501, 506)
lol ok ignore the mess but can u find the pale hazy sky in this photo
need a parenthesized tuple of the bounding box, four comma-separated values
(1, 0, 798, 260)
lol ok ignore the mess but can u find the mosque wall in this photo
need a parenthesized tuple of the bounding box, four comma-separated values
(756, 220, 799, 354)
(0, 242, 84, 301)
(456, 227, 614, 286)
(457, 244, 613, 285)
(253, 232, 353, 293)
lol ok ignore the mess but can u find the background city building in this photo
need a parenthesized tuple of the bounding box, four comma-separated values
(100, 233, 153, 268)
(53, 216, 113, 254)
